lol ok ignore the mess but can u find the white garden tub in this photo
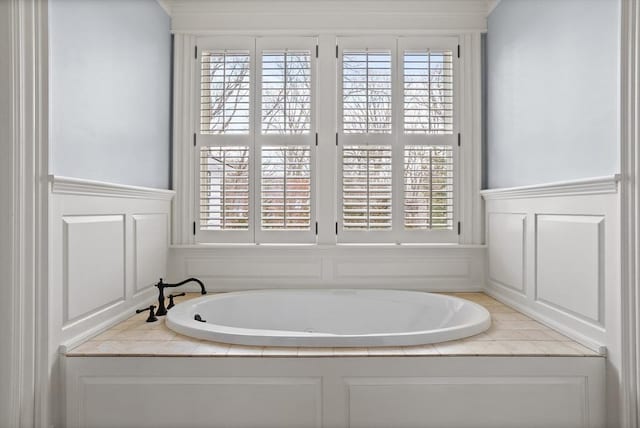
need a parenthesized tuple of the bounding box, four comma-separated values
(166, 289, 491, 347)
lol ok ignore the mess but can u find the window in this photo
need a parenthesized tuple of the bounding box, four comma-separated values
(338, 37, 458, 243)
(192, 35, 459, 244)
(196, 37, 316, 243)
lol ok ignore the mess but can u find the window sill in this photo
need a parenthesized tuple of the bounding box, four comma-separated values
(170, 243, 487, 250)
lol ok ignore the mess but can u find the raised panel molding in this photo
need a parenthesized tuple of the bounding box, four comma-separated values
(78, 376, 322, 428)
(346, 377, 587, 428)
(63, 215, 125, 323)
(487, 213, 525, 293)
(50, 177, 174, 353)
(482, 175, 619, 353)
(65, 356, 605, 428)
(170, 247, 485, 291)
(186, 256, 324, 280)
(536, 215, 603, 323)
(133, 214, 169, 292)
(333, 257, 470, 280)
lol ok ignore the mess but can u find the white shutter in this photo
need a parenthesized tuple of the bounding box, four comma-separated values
(199, 146, 250, 231)
(342, 146, 393, 231)
(260, 146, 311, 230)
(403, 146, 454, 230)
(261, 50, 312, 134)
(342, 49, 392, 134)
(403, 49, 454, 135)
(200, 50, 251, 134)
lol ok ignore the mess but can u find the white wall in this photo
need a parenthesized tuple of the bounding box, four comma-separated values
(486, 0, 620, 188)
(49, 0, 171, 189)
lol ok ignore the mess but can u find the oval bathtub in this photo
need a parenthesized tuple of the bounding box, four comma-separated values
(166, 289, 491, 347)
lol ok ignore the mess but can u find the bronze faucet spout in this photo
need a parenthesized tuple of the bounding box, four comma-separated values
(154, 277, 206, 316)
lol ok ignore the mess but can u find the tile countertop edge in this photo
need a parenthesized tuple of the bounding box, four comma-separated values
(64, 293, 601, 358)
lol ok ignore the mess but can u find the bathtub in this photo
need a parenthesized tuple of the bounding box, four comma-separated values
(166, 289, 491, 347)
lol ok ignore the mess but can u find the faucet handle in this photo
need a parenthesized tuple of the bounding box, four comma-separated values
(135, 305, 158, 323)
(167, 292, 186, 310)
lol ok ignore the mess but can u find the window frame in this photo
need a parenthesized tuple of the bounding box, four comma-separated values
(180, 33, 476, 246)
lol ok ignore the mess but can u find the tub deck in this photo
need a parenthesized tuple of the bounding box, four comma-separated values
(66, 292, 599, 357)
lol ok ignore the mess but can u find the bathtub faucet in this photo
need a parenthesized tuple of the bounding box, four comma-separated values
(155, 277, 207, 316)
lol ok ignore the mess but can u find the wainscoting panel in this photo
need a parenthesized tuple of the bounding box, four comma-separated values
(133, 213, 169, 293)
(169, 246, 485, 291)
(536, 215, 603, 323)
(79, 376, 322, 428)
(50, 176, 175, 350)
(487, 212, 526, 293)
(65, 356, 605, 428)
(346, 377, 586, 428)
(186, 256, 324, 280)
(63, 215, 125, 323)
(481, 175, 619, 351)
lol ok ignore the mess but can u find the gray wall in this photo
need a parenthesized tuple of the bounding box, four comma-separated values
(486, 0, 620, 188)
(50, 0, 171, 189)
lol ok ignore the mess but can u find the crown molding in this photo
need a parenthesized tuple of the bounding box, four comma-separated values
(480, 175, 621, 200)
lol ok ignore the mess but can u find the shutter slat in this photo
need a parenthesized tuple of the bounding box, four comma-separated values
(403, 50, 454, 135)
(342, 49, 393, 134)
(200, 50, 251, 135)
(200, 147, 250, 231)
(261, 146, 312, 230)
(403, 146, 454, 230)
(342, 146, 392, 230)
(261, 51, 312, 135)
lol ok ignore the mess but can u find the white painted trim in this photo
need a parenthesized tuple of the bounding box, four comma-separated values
(484, 288, 607, 356)
(1, 0, 50, 426)
(58, 287, 157, 354)
(50, 175, 176, 201)
(620, 0, 639, 426)
(170, 243, 487, 250)
(480, 175, 621, 200)
(168, 0, 489, 33)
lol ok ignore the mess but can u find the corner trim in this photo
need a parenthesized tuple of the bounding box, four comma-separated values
(480, 175, 620, 200)
(50, 175, 176, 201)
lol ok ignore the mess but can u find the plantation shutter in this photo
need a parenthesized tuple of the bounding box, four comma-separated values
(200, 147, 250, 230)
(342, 146, 393, 230)
(196, 38, 255, 243)
(256, 38, 316, 243)
(338, 37, 458, 243)
(397, 37, 458, 242)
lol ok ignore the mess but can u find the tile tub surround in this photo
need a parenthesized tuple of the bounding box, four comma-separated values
(66, 293, 598, 358)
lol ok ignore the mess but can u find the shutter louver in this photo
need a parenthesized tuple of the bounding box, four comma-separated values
(342, 146, 392, 230)
(200, 50, 251, 134)
(200, 147, 250, 230)
(261, 50, 312, 134)
(342, 50, 392, 134)
(261, 146, 311, 230)
(404, 146, 454, 230)
(403, 50, 453, 134)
